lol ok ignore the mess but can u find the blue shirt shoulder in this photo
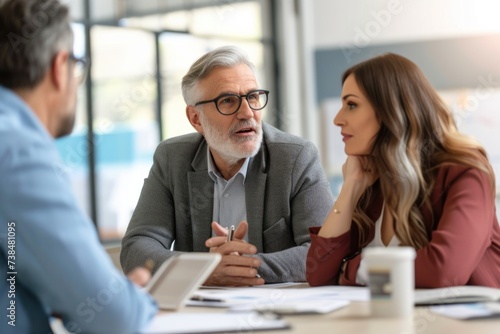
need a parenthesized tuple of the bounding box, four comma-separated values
(0, 86, 157, 334)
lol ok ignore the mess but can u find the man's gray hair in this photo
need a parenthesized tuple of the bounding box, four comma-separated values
(0, 0, 73, 89)
(181, 45, 257, 106)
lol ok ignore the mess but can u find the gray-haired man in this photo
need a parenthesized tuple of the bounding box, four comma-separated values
(121, 45, 334, 286)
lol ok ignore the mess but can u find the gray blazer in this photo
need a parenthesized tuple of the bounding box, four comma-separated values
(121, 123, 334, 282)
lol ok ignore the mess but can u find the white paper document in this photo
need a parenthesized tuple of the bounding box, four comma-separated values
(188, 286, 368, 314)
(415, 286, 500, 305)
(430, 302, 500, 320)
(141, 311, 290, 333)
(230, 299, 350, 315)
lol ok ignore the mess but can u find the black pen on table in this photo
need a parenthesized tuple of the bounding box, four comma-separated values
(190, 295, 225, 303)
(226, 225, 261, 279)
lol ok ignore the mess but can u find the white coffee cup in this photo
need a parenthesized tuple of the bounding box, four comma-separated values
(362, 247, 416, 317)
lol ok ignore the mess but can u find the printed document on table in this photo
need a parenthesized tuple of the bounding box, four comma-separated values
(141, 311, 290, 333)
(230, 299, 350, 315)
(415, 286, 500, 305)
(430, 302, 500, 320)
(188, 286, 369, 309)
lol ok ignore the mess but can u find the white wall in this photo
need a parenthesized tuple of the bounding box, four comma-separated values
(312, 0, 500, 48)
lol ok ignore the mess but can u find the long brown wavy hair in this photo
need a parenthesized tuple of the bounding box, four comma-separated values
(343, 53, 495, 249)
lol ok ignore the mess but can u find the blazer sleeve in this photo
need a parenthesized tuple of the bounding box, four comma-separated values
(121, 143, 182, 274)
(414, 167, 496, 288)
(306, 181, 380, 287)
(306, 226, 364, 286)
(256, 141, 334, 282)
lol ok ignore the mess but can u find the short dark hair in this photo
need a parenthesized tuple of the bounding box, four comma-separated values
(0, 0, 73, 89)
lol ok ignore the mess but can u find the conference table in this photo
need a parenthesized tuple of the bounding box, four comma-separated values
(175, 285, 500, 334)
(178, 302, 499, 334)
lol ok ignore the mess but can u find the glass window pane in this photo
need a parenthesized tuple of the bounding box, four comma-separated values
(91, 26, 159, 240)
(121, 10, 190, 32)
(121, 1, 267, 38)
(189, 2, 263, 39)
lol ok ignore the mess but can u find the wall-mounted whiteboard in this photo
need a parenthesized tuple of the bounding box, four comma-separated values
(440, 88, 500, 193)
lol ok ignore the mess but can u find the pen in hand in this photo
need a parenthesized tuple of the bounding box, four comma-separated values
(226, 224, 261, 279)
(226, 225, 235, 242)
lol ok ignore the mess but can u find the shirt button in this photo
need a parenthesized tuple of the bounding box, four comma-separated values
(224, 193, 229, 198)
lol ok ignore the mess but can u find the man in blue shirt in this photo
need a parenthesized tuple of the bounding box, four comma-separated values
(0, 1, 157, 333)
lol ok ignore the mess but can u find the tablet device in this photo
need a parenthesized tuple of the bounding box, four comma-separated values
(145, 253, 221, 310)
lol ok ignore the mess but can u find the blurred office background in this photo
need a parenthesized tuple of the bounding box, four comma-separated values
(58, 0, 500, 241)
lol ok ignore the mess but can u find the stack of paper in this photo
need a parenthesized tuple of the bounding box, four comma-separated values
(230, 299, 350, 315)
(415, 286, 500, 305)
(430, 303, 500, 320)
(141, 311, 290, 333)
(188, 286, 369, 314)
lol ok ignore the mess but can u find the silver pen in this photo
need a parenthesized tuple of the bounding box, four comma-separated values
(226, 225, 235, 242)
(226, 225, 261, 279)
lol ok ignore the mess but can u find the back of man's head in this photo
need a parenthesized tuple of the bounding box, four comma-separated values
(0, 0, 73, 90)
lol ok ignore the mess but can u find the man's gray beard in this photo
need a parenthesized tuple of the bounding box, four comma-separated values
(198, 111, 262, 166)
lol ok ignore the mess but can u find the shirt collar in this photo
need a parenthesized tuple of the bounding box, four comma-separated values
(0, 85, 52, 143)
(207, 147, 250, 184)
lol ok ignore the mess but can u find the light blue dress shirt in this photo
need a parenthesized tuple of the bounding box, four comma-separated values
(0, 86, 157, 334)
(207, 148, 248, 235)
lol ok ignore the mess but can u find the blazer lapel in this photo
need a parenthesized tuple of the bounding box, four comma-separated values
(245, 142, 268, 253)
(188, 140, 214, 252)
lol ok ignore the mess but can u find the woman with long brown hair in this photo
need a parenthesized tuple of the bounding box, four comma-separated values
(307, 53, 500, 288)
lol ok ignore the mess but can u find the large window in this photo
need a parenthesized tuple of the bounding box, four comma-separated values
(62, 0, 275, 241)
(91, 26, 158, 239)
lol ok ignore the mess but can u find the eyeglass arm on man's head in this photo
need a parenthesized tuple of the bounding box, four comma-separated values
(69, 53, 90, 84)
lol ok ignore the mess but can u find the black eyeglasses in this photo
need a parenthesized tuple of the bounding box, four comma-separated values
(69, 53, 89, 84)
(194, 89, 269, 115)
